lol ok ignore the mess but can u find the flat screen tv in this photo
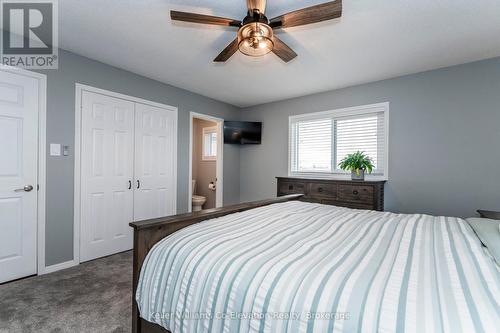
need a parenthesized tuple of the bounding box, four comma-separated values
(224, 121, 262, 144)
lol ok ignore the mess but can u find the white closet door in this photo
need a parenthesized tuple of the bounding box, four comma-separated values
(0, 70, 39, 283)
(134, 103, 176, 221)
(80, 91, 135, 262)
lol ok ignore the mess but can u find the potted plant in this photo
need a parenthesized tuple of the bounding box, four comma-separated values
(338, 151, 374, 181)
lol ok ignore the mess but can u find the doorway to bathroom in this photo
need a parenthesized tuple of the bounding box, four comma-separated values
(188, 112, 223, 212)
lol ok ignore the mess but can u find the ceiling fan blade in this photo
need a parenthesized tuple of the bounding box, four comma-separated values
(170, 11, 241, 27)
(247, 0, 266, 14)
(270, 0, 342, 29)
(272, 37, 297, 63)
(214, 39, 239, 62)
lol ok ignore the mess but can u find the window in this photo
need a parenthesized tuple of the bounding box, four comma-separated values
(289, 102, 389, 179)
(202, 126, 217, 160)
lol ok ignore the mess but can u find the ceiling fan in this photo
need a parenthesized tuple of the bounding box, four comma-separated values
(170, 0, 342, 63)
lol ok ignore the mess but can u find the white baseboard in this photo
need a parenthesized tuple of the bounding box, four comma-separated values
(40, 259, 79, 275)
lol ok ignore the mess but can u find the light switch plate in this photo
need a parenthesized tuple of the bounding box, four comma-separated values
(50, 143, 61, 156)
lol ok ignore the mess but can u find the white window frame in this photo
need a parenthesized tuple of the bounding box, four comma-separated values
(288, 102, 389, 180)
(202, 126, 218, 161)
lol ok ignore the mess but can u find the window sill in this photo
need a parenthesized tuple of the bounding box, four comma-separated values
(288, 172, 388, 181)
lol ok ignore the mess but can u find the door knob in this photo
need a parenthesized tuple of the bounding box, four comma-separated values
(14, 185, 34, 192)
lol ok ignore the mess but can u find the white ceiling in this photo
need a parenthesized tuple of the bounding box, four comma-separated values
(59, 0, 500, 107)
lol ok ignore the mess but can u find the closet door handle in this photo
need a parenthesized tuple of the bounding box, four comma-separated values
(137, 180, 140, 189)
(128, 180, 132, 190)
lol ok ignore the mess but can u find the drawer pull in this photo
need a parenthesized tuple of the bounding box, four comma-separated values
(318, 187, 323, 192)
(353, 190, 359, 195)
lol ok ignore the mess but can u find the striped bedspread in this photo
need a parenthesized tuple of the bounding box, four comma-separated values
(136, 201, 500, 333)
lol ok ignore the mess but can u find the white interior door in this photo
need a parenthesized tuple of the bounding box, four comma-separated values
(80, 91, 135, 262)
(0, 70, 39, 283)
(134, 103, 176, 221)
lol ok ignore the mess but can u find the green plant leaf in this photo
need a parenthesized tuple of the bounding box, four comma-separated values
(338, 150, 375, 174)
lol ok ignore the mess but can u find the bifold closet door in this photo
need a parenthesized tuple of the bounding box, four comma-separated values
(80, 91, 135, 262)
(134, 103, 176, 221)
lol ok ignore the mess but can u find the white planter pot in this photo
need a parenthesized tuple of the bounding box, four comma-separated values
(351, 169, 365, 181)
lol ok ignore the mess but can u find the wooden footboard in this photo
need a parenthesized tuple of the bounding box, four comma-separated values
(129, 194, 303, 333)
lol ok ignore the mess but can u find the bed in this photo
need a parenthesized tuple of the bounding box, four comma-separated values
(130, 195, 500, 333)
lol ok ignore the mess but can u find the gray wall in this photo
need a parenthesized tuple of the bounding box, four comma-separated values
(192, 118, 217, 209)
(38, 49, 240, 266)
(239, 57, 500, 218)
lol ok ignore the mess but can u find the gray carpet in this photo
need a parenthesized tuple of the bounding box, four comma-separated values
(0, 251, 132, 333)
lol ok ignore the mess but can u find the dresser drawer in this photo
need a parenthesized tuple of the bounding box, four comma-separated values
(301, 197, 321, 204)
(308, 183, 336, 198)
(279, 182, 306, 195)
(337, 185, 373, 203)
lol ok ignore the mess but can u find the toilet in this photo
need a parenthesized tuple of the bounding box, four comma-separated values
(191, 180, 206, 212)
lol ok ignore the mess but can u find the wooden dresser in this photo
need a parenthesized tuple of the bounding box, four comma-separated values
(277, 177, 386, 211)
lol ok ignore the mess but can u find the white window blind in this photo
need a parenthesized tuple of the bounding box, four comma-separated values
(295, 118, 332, 172)
(289, 103, 388, 178)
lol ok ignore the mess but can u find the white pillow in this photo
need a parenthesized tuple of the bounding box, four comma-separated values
(466, 218, 500, 265)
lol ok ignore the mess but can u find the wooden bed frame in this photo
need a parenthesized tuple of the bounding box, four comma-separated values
(129, 194, 304, 333)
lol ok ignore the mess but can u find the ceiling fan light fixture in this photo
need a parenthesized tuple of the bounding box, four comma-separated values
(237, 22, 273, 57)
(171, 0, 343, 62)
